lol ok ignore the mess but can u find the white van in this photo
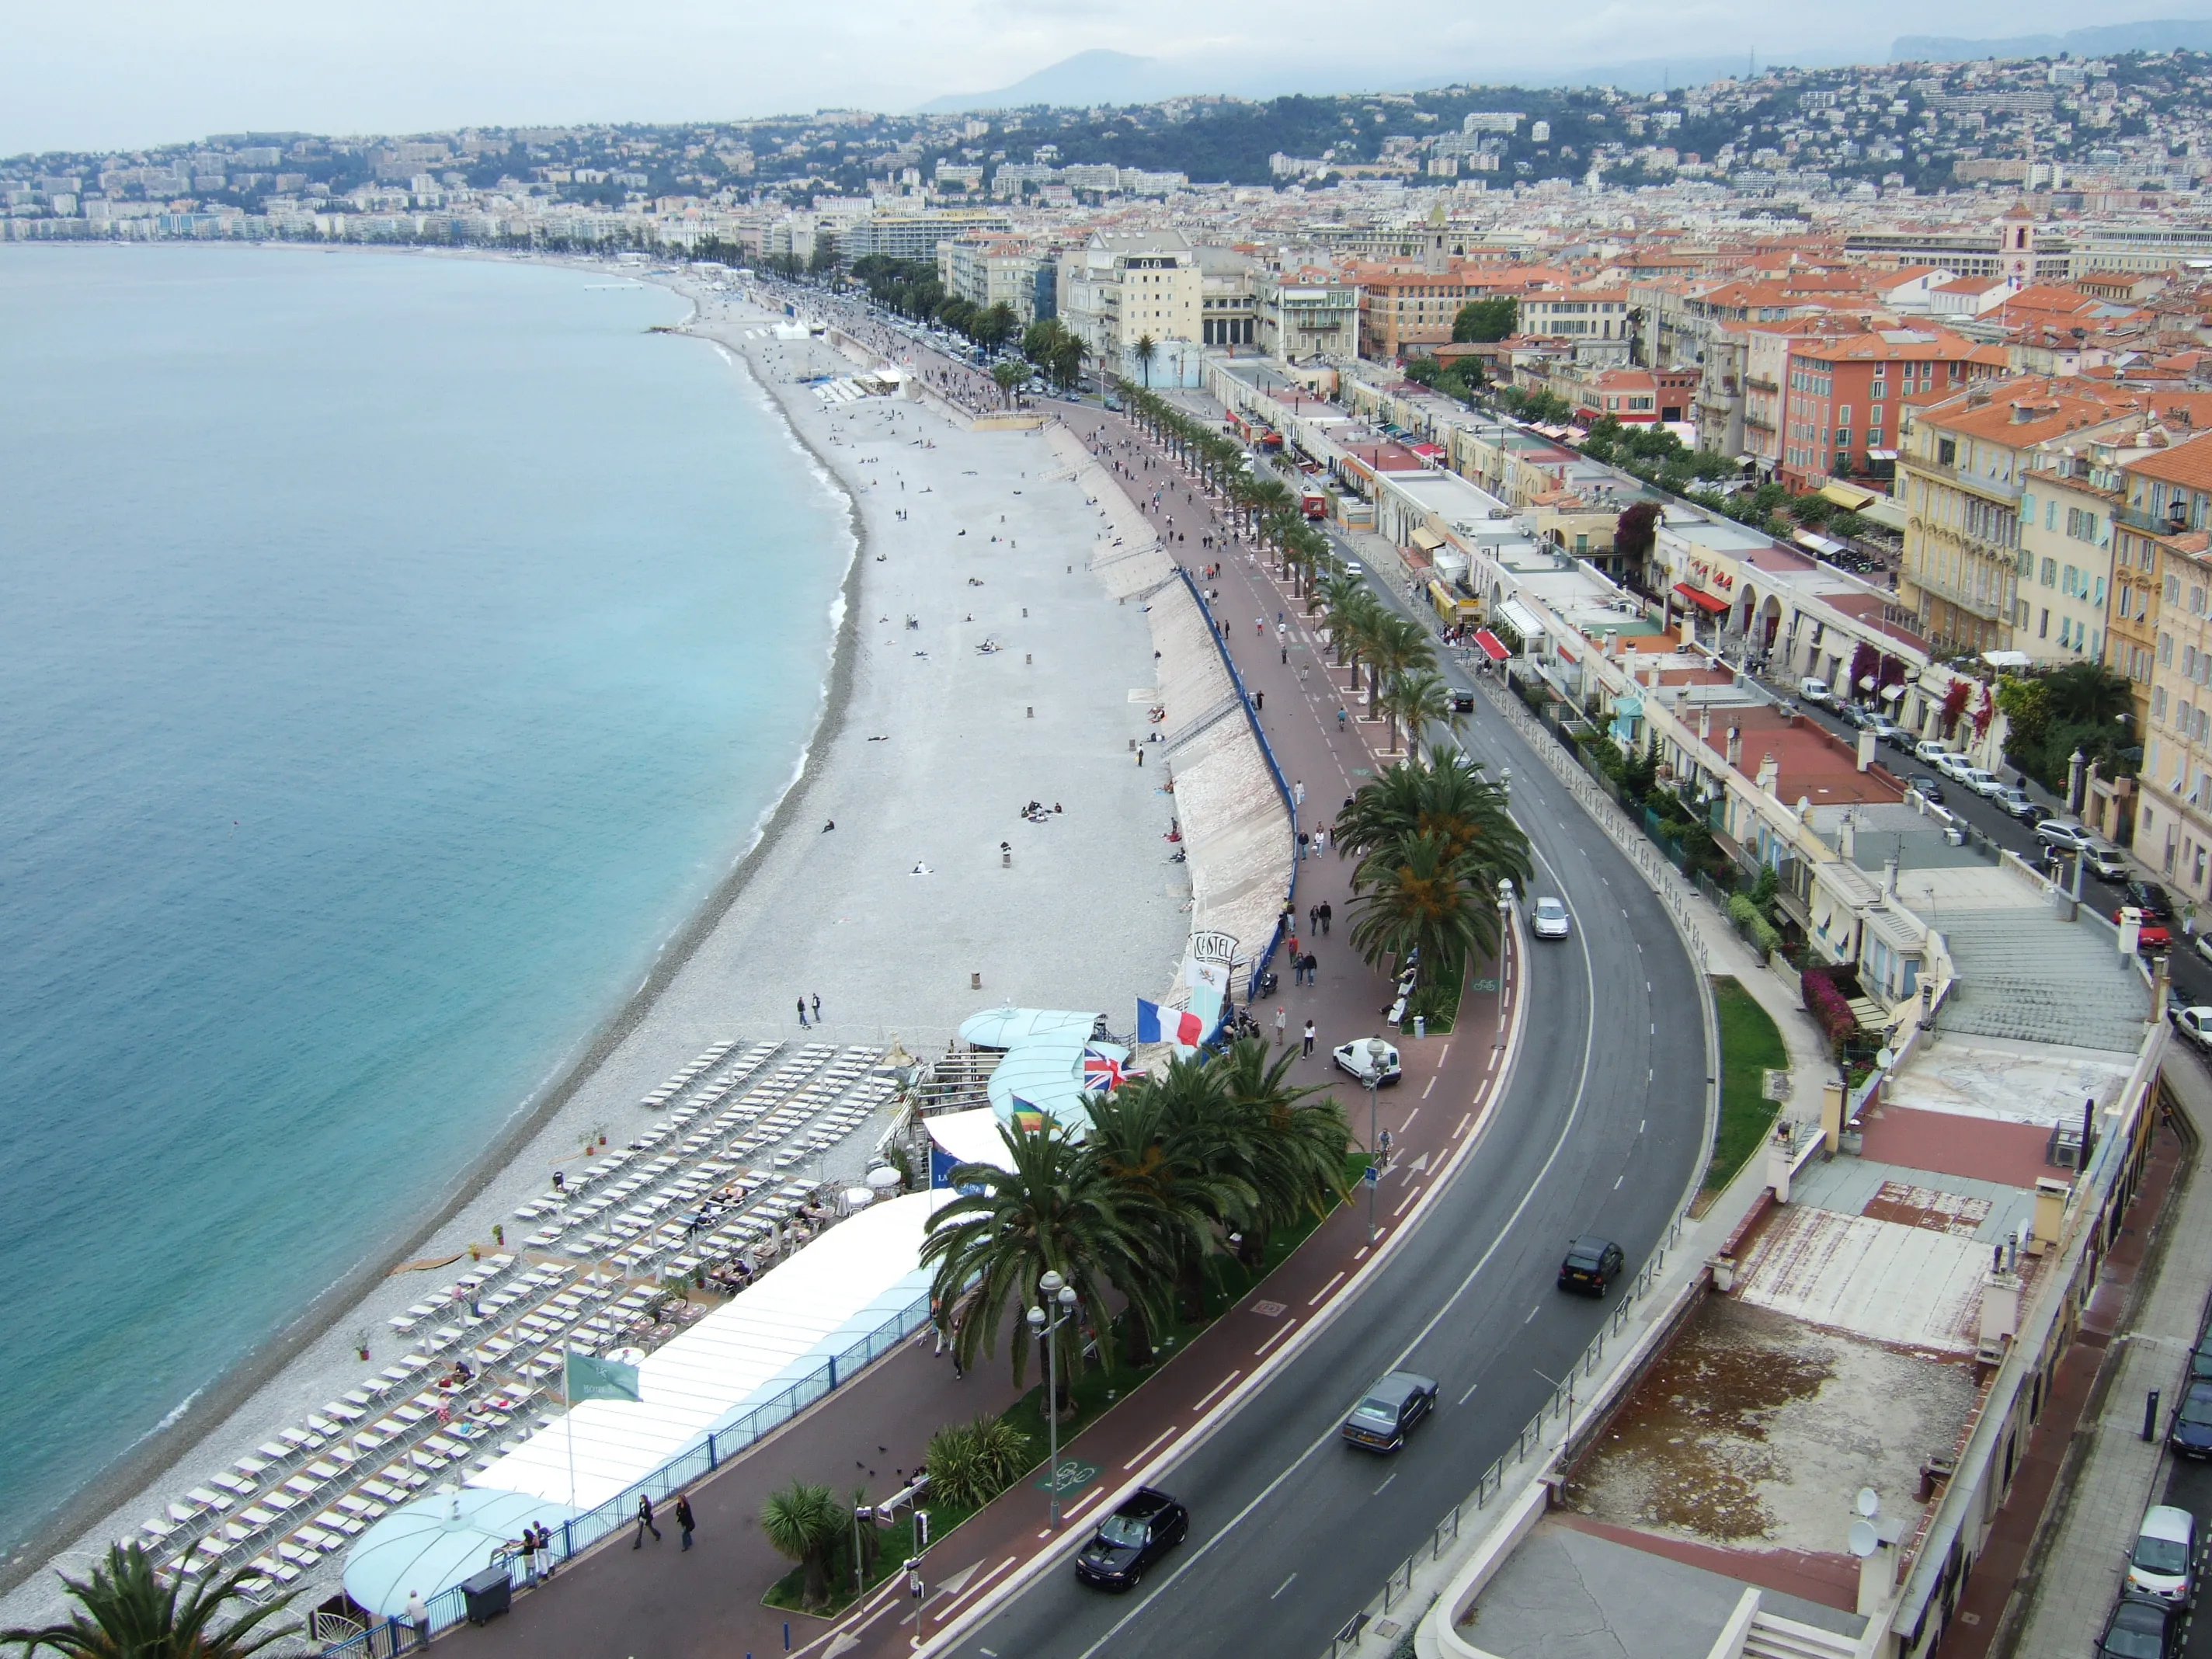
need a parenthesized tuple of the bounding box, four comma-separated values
(2126, 1502, 2196, 1606)
(1797, 676, 1832, 707)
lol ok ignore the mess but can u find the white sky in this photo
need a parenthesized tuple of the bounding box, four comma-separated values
(5, 0, 2203, 157)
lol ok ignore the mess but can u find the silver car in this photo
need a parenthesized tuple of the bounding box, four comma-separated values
(1531, 896, 1572, 939)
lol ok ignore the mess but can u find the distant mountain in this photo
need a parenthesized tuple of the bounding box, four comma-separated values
(914, 51, 1206, 113)
(1892, 18, 2212, 61)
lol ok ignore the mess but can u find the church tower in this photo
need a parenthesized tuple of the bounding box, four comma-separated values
(1998, 201, 2036, 285)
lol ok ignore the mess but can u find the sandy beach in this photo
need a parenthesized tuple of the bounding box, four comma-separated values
(0, 276, 1202, 1623)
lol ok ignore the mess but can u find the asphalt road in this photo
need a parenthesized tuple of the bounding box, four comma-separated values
(952, 586, 1709, 1657)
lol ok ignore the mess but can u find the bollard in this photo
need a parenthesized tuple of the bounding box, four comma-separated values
(1027, 707, 1034, 718)
(2147, 1388, 2162, 1442)
(1002, 849, 1010, 868)
(971, 972, 982, 989)
(1026, 653, 1032, 664)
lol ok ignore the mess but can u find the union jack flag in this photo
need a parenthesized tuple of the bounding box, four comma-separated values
(1082, 1047, 1134, 1094)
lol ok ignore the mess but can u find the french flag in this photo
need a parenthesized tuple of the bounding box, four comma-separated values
(1136, 998, 1205, 1047)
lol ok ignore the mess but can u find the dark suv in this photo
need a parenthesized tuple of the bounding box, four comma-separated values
(1558, 1236, 1626, 1296)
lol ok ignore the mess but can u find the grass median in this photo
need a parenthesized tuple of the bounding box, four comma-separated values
(1701, 976, 1789, 1200)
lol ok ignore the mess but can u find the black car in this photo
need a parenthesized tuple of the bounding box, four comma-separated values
(1450, 689, 1476, 714)
(1074, 1487, 1188, 1591)
(2170, 1380, 2212, 1458)
(1341, 1371, 1441, 1452)
(2191, 1332, 2212, 1382)
(1906, 774, 1946, 804)
(2099, 1592, 2179, 1659)
(1559, 1236, 1626, 1296)
(2124, 880, 2176, 923)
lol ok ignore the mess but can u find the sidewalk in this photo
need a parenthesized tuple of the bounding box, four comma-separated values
(1946, 1055, 2207, 1659)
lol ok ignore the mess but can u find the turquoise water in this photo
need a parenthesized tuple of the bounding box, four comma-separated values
(0, 246, 847, 1563)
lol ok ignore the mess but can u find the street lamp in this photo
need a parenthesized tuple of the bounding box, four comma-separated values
(1026, 1271, 1081, 1528)
(1360, 1037, 1390, 1245)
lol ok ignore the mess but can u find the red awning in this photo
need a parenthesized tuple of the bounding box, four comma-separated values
(1671, 582, 1730, 616)
(1473, 629, 1511, 662)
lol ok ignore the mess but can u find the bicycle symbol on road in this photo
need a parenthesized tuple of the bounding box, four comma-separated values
(1035, 1458, 1100, 1495)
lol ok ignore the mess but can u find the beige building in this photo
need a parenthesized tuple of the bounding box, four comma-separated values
(2127, 434, 2212, 896)
(2015, 458, 2120, 663)
(936, 235, 1050, 325)
(1255, 269, 1360, 362)
(1058, 230, 1202, 382)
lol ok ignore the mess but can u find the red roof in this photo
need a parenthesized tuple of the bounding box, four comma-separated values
(1474, 629, 1511, 662)
(1672, 583, 1730, 615)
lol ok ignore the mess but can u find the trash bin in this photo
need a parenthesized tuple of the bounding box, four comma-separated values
(1414, 1015, 1427, 1039)
(461, 1567, 512, 1626)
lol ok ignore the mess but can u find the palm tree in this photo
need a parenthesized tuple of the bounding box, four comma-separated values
(1316, 570, 1366, 656)
(1211, 1038, 1351, 1262)
(990, 360, 1025, 407)
(921, 1120, 1162, 1406)
(1, 1545, 297, 1659)
(760, 1480, 842, 1610)
(1346, 830, 1508, 982)
(1380, 668, 1460, 760)
(1362, 613, 1436, 715)
(1133, 334, 1158, 388)
(1244, 479, 1296, 569)
(1336, 751, 1528, 896)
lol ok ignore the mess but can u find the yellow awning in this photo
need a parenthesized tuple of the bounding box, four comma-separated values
(1410, 526, 1444, 551)
(1820, 482, 1878, 511)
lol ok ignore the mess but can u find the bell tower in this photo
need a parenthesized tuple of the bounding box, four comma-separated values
(1998, 201, 2036, 285)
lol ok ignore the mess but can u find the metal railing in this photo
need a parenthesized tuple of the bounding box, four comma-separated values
(317, 1291, 934, 1657)
(1320, 1214, 1691, 1659)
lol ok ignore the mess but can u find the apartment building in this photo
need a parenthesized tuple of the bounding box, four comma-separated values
(1897, 381, 2146, 654)
(2016, 457, 2120, 663)
(1196, 246, 1257, 347)
(2125, 434, 2212, 893)
(936, 235, 1053, 324)
(1775, 329, 2006, 491)
(1057, 229, 1202, 381)
(1254, 270, 1360, 362)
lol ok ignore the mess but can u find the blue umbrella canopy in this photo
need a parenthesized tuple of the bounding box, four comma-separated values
(343, 1487, 575, 1618)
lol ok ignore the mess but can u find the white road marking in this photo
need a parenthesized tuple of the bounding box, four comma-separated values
(1393, 1184, 1423, 1216)
(1307, 1271, 1345, 1306)
(1271, 1574, 1298, 1600)
(1400, 1108, 1421, 1132)
(1456, 1112, 1473, 1136)
(1614, 1174, 1624, 1190)
(1458, 1380, 1480, 1404)
(1124, 1428, 1179, 1471)
(1254, 1316, 1299, 1355)
(1191, 1370, 1243, 1414)
(1374, 1472, 1397, 1496)
(1525, 1303, 1541, 1323)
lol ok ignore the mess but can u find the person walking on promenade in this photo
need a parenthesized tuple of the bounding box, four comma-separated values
(405, 1591, 430, 1651)
(1294, 779, 1306, 807)
(1337, 706, 1348, 731)
(797, 996, 809, 1028)
(1303, 1020, 1316, 1058)
(675, 1493, 697, 1552)
(1254, 689, 1264, 712)
(811, 993, 822, 1022)
(1274, 1005, 1288, 1044)
(634, 1492, 662, 1548)
(1319, 900, 1333, 935)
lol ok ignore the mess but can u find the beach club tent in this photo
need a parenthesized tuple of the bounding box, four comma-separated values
(344, 1487, 573, 1619)
(926, 1008, 1128, 1186)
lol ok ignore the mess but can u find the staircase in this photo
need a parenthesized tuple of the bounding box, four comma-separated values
(1741, 1612, 1859, 1659)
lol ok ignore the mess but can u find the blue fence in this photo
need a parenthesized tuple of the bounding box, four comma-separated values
(1175, 568, 1301, 1002)
(320, 1290, 935, 1655)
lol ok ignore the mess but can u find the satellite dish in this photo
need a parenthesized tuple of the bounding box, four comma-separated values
(1856, 1487, 1880, 1518)
(1876, 1048, 1894, 1069)
(1847, 1519, 1880, 1559)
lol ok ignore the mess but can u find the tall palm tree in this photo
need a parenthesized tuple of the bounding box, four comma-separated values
(989, 360, 1024, 408)
(1244, 479, 1296, 569)
(921, 1120, 1162, 1403)
(1211, 1038, 1351, 1262)
(1346, 830, 1508, 982)
(1380, 667, 1461, 760)
(1336, 751, 1528, 898)
(1, 1545, 297, 1659)
(1316, 570, 1366, 656)
(1133, 334, 1159, 388)
(759, 1480, 842, 1611)
(1362, 613, 1436, 715)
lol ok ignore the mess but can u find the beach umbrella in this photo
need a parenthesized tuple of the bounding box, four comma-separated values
(343, 1487, 574, 1619)
(843, 1187, 876, 1211)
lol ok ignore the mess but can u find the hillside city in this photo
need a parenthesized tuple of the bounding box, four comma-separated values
(28, 37, 2212, 1659)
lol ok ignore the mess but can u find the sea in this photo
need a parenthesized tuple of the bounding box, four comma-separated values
(0, 245, 849, 1569)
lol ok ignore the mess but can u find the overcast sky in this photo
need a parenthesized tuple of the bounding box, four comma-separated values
(6, 0, 2204, 156)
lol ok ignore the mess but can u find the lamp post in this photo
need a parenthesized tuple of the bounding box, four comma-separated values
(1026, 1271, 1081, 1529)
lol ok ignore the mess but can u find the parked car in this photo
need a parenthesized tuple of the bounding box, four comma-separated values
(2123, 880, 2176, 922)
(1993, 785, 2042, 822)
(1864, 716, 1905, 744)
(1935, 752, 1980, 783)
(1906, 774, 1946, 805)
(1531, 896, 1572, 940)
(1074, 1488, 1188, 1591)
(2189, 1330, 2212, 1382)
(2120, 907, 2172, 951)
(1915, 738, 1956, 766)
(2169, 1379, 2212, 1457)
(1558, 1236, 1626, 1296)
(2125, 1504, 2197, 1608)
(1796, 676, 1833, 707)
(2170, 1007, 2212, 1049)
(2085, 842, 2130, 881)
(2036, 819, 2099, 853)
(1883, 726, 1921, 753)
(1957, 767, 2005, 796)
(2197, 932, 2212, 969)
(2098, 1592, 2180, 1659)
(1333, 1038, 1402, 1083)
(1340, 1371, 1441, 1452)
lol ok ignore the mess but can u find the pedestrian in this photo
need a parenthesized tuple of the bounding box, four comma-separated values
(1337, 706, 1348, 730)
(811, 993, 822, 1022)
(1303, 1020, 1316, 1057)
(1309, 904, 1320, 933)
(1256, 617, 1264, 635)
(1320, 901, 1333, 934)
(1274, 1005, 1288, 1045)
(1254, 688, 1265, 712)
(1294, 779, 1306, 806)
(797, 996, 809, 1028)
(634, 1492, 662, 1547)
(535, 1522, 558, 1577)
(1298, 831, 1309, 861)
(405, 1591, 430, 1652)
(675, 1492, 696, 1552)
(517, 1526, 538, 1586)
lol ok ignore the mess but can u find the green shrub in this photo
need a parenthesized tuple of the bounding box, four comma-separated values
(1727, 892, 1779, 956)
(924, 1414, 1031, 1510)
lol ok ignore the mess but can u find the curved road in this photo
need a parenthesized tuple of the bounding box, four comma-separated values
(953, 569, 1711, 1657)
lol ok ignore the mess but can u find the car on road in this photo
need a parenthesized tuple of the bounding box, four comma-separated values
(1558, 1235, 1626, 1296)
(1935, 752, 1981, 784)
(1993, 785, 2042, 822)
(2121, 907, 2172, 951)
(2098, 1592, 2180, 1659)
(1333, 1038, 1403, 1084)
(2123, 880, 2176, 922)
(1863, 715, 1905, 743)
(2171, 1007, 2212, 1049)
(2125, 1504, 2197, 1608)
(1531, 896, 1572, 939)
(1905, 774, 1946, 804)
(1915, 738, 1957, 767)
(1341, 559, 1365, 578)
(1450, 688, 1475, 713)
(1796, 676, 1832, 707)
(2036, 819, 2099, 853)
(1074, 1487, 1188, 1591)
(2169, 1379, 2212, 1458)
(1340, 1371, 1441, 1452)
(2086, 841, 2130, 881)
(1959, 768, 2007, 798)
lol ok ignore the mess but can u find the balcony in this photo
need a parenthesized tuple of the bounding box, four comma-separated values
(1746, 375, 1779, 393)
(1902, 455, 2023, 503)
(2118, 502, 2197, 537)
